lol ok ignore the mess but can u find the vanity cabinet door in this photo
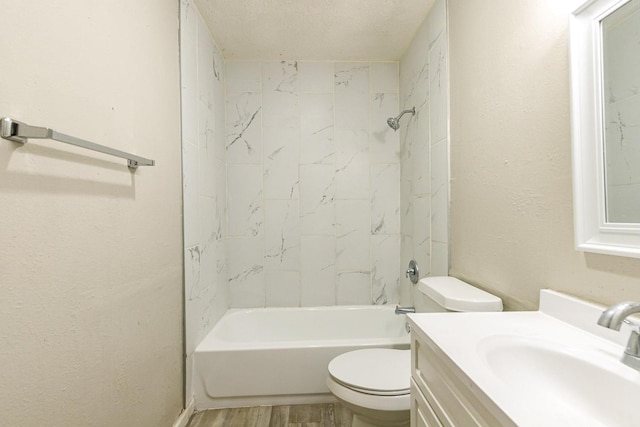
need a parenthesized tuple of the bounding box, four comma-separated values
(411, 379, 443, 427)
(411, 332, 515, 427)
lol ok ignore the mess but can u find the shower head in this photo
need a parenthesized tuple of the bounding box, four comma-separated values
(386, 107, 416, 131)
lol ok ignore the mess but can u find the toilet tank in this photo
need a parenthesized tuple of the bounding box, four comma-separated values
(414, 277, 503, 313)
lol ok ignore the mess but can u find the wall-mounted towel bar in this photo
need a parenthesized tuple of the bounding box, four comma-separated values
(0, 117, 155, 169)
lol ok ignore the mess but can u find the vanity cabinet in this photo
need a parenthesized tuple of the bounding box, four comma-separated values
(410, 327, 515, 427)
(410, 379, 442, 427)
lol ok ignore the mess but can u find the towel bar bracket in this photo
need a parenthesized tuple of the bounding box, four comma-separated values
(1, 117, 51, 143)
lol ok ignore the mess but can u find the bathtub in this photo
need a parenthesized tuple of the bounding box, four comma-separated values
(194, 305, 410, 409)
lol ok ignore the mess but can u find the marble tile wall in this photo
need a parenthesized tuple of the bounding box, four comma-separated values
(180, 0, 229, 400)
(226, 60, 401, 307)
(399, 0, 449, 305)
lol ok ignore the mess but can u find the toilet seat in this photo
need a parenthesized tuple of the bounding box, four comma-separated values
(328, 349, 410, 396)
(333, 382, 409, 397)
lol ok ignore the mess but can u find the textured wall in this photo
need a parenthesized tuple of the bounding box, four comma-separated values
(449, 0, 640, 309)
(399, 0, 449, 307)
(225, 60, 401, 307)
(0, 1, 184, 426)
(180, 0, 230, 404)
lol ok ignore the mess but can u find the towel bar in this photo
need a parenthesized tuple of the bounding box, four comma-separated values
(1, 117, 155, 169)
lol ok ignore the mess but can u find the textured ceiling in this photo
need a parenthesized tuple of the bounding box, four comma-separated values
(193, 0, 436, 61)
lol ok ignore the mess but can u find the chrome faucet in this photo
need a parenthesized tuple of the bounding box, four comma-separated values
(395, 306, 416, 315)
(597, 301, 640, 370)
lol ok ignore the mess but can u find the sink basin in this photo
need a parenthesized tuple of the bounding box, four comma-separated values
(478, 334, 640, 426)
(408, 290, 640, 426)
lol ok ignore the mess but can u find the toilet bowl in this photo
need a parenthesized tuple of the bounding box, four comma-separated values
(326, 276, 503, 427)
(327, 348, 410, 427)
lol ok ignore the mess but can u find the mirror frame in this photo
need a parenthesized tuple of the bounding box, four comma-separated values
(570, 0, 640, 258)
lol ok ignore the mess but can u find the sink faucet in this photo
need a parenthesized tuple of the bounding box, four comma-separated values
(597, 301, 640, 370)
(395, 306, 416, 315)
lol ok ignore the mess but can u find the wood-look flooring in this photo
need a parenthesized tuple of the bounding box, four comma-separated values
(186, 403, 353, 427)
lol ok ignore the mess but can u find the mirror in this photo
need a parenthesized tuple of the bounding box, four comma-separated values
(571, 0, 640, 258)
(602, 0, 640, 223)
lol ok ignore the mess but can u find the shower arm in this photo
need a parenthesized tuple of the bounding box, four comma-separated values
(395, 108, 416, 120)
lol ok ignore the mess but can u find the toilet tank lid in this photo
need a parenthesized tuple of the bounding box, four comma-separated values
(418, 276, 503, 312)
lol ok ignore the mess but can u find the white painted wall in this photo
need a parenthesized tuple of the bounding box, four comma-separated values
(449, 0, 640, 309)
(225, 60, 402, 308)
(399, 0, 450, 306)
(0, 1, 184, 425)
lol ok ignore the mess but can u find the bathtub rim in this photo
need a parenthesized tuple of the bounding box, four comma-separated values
(195, 305, 410, 351)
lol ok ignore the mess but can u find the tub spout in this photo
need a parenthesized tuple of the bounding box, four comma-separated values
(395, 306, 416, 315)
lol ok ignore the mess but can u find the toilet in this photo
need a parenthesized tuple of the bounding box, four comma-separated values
(326, 276, 503, 427)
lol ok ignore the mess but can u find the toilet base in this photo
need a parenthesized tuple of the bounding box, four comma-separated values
(336, 396, 409, 427)
(351, 413, 410, 427)
(327, 374, 410, 427)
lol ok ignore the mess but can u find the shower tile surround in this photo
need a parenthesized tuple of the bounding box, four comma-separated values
(399, 0, 449, 306)
(181, 0, 448, 404)
(181, 0, 229, 401)
(226, 60, 402, 308)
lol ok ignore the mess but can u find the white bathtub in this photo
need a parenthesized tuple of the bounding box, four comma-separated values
(194, 305, 410, 409)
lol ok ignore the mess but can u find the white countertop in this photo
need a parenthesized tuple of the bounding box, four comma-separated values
(407, 290, 640, 427)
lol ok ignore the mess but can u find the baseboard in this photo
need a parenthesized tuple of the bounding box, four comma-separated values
(172, 397, 195, 427)
(195, 392, 337, 410)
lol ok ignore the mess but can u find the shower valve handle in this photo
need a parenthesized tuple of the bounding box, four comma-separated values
(405, 260, 419, 284)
